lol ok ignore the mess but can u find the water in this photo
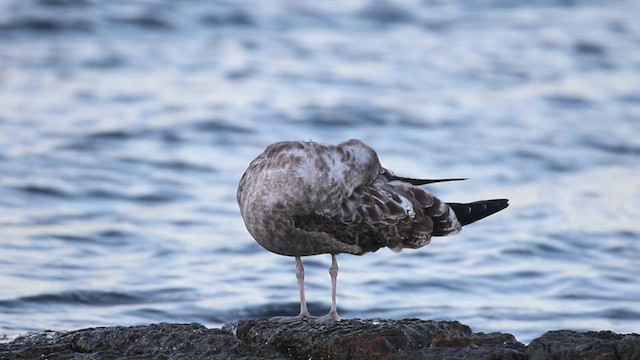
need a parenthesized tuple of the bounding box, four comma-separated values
(1, 0, 639, 344)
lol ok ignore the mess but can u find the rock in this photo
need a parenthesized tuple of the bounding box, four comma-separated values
(0, 319, 637, 360)
(231, 318, 526, 360)
(527, 330, 640, 360)
(0, 323, 241, 360)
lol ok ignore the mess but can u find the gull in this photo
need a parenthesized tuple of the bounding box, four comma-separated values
(237, 139, 508, 323)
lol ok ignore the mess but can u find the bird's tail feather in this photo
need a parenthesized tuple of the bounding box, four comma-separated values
(447, 199, 509, 226)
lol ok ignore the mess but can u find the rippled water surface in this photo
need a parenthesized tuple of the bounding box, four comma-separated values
(1, 0, 639, 344)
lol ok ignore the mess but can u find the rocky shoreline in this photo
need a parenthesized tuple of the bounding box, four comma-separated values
(1, 318, 638, 359)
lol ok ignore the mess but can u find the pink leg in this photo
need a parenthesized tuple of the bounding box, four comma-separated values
(270, 256, 318, 323)
(316, 254, 340, 322)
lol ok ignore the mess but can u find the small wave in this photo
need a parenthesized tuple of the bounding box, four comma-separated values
(38, 0, 91, 6)
(43, 230, 144, 247)
(83, 54, 126, 69)
(87, 191, 184, 203)
(583, 138, 640, 156)
(512, 148, 582, 173)
(0, 17, 92, 34)
(86, 129, 133, 140)
(597, 308, 640, 320)
(385, 279, 467, 293)
(556, 292, 630, 302)
(617, 93, 640, 104)
(107, 14, 173, 30)
(300, 104, 422, 128)
(190, 119, 254, 134)
(0, 288, 194, 310)
(109, 94, 152, 103)
(62, 127, 180, 151)
(545, 94, 592, 108)
(50, 234, 90, 242)
(119, 157, 216, 173)
(200, 10, 254, 27)
(16, 184, 71, 198)
(358, 1, 414, 25)
(0, 291, 139, 309)
(573, 41, 607, 56)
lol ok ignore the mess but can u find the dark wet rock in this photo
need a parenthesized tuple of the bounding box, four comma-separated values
(231, 318, 525, 359)
(1, 319, 638, 360)
(527, 330, 640, 360)
(0, 323, 239, 360)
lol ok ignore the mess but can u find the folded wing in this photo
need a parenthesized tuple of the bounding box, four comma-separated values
(294, 175, 463, 254)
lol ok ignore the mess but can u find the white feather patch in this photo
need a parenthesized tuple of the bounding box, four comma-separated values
(397, 194, 415, 218)
(443, 207, 461, 234)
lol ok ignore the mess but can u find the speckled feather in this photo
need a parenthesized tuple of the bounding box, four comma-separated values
(238, 139, 503, 257)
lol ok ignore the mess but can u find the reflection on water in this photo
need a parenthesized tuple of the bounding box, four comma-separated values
(1, 0, 639, 344)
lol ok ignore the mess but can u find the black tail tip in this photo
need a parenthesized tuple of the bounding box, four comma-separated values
(447, 199, 509, 226)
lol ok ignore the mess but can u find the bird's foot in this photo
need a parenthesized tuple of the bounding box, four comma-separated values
(314, 311, 340, 323)
(269, 313, 319, 324)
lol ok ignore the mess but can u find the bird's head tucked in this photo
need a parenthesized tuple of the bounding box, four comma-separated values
(338, 139, 381, 187)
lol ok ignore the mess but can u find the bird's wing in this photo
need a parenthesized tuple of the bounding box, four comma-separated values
(294, 177, 462, 253)
(327, 180, 417, 225)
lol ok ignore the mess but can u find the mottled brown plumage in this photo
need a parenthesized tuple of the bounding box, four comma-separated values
(237, 139, 508, 323)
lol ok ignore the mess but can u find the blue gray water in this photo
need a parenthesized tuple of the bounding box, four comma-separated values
(1, 0, 639, 344)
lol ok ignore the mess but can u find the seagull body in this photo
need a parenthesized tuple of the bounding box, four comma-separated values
(237, 139, 508, 322)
